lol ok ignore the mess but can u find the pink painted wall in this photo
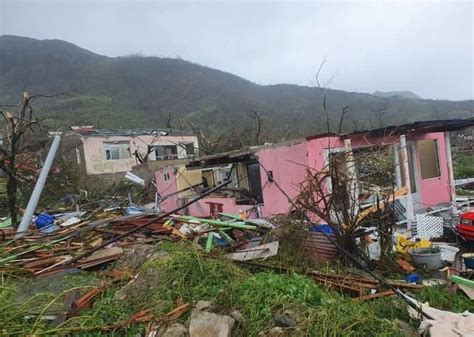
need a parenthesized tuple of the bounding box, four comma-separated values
(411, 132, 451, 207)
(186, 197, 255, 218)
(155, 131, 451, 219)
(307, 136, 342, 172)
(256, 141, 309, 216)
(306, 132, 452, 210)
(155, 166, 179, 213)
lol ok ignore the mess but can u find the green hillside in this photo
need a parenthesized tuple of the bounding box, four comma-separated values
(1, 35, 472, 147)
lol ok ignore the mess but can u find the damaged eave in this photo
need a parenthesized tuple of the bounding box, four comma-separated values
(186, 138, 307, 170)
(305, 118, 474, 142)
(348, 119, 474, 138)
(186, 147, 260, 169)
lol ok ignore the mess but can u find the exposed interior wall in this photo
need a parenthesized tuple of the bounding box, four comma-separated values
(256, 141, 309, 216)
(176, 166, 203, 198)
(236, 162, 249, 190)
(154, 164, 255, 217)
(132, 159, 188, 185)
(60, 134, 88, 176)
(306, 132, 452, 214)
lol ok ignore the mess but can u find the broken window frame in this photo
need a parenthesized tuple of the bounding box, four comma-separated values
(154, 145, 178, 160)
(103, 141, 131, 161)
(418, 139, 441, 180)
(182, 142, 196, 158)
(75, 147, 81, 165)
(216, 167, 238, 189)
(398, 143, 418, 193)
(202, 169, 215, 187)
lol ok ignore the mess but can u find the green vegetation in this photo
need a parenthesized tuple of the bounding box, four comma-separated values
(453, 149, 474, 179)
(0, 242, 471, 336)
(417, 285, 472, 312)
(219, 271, 323, 334)
(139, 242, 249, 311)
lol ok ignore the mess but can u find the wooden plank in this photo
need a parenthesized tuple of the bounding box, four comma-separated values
(52, 289, 79, 326)
(356, 290, 395, 301)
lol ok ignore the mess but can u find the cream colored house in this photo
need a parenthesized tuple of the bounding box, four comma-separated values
(62, 127, 198, 178)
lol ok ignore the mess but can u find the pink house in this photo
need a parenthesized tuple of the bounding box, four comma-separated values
(155, 120, 474, 222)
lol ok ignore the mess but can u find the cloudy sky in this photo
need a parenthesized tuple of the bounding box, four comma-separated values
(1, 0, 472, 100)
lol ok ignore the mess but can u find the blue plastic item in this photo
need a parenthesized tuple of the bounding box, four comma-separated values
(35, 213, 55, 229)
(310, 223, 334, 234)
(35, 213, 57, 233)
(406, 273, 422, 283)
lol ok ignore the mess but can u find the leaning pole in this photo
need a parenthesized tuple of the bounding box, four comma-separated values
(15, 135, 61, 238)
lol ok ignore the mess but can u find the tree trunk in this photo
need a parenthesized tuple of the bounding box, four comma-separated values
(6, 169, 17, 226)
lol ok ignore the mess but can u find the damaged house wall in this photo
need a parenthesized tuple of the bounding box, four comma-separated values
(154, 120, 472, 220)
(155, 164, 210, 215)
(62, 129, 198, 180)
(255, 140, 308, 216)
(306, 131, 453, 212)
(155, 165, 180, 213)
(154, 140, 310, 218)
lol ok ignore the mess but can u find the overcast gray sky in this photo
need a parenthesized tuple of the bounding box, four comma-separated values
(1, 0, 473, 100)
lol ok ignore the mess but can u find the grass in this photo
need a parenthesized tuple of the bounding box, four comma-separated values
(218, 270, 411, 336)
(140, 242, 249, 308)
(218, 271, 323, 334)
(0, 241, 470, 336)
(416, 285, 472, 312)
(306, 299, 407, 337)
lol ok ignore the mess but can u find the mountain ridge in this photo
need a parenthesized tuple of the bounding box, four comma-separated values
(0, 35, 472, 146)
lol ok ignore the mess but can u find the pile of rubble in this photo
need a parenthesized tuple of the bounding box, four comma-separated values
(0, 207, 278, 277)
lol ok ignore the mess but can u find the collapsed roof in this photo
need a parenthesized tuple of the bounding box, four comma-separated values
(68, 127, 195, 137)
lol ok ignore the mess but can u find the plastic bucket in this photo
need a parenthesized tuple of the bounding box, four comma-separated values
(462, 253, 474, 269)
(408, 248, 442, 269)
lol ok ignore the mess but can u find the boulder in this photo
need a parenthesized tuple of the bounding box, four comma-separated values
(189, 310, 235, 337)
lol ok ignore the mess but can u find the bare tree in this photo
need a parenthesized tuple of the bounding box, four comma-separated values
(337, 106, 351, 133)
(0, 92, 61, 225)
(181, 119, 223, 155)
(370, 101, 391, 128)
(314, 59, 350, 135)
(165, 111, 173, 129)
(247, 108, 264, 144)
(315, 58, 333, 134)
